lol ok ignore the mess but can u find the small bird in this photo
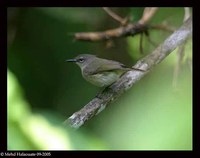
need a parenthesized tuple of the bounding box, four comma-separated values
(66, 54, 144, 87)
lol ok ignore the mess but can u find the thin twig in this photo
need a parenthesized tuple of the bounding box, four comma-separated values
(65, 16, 192, 129)
(138, 7, 158, 25)
(102, 7, 128, 25)
(150, 24, 175, 32)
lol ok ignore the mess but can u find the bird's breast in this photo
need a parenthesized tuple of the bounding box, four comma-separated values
(82, 71, 123, 87)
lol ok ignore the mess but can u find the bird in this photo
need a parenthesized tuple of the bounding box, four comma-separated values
(66, 54, 144, 87)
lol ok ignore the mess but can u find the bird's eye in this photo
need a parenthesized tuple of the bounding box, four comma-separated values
(78, 57, 85, 63)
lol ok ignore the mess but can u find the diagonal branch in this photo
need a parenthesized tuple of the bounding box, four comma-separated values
(65, 16, 192, 129)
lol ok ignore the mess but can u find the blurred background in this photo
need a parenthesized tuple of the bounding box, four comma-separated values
(7, 7, 192, 150)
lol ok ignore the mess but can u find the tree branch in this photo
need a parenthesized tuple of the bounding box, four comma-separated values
(74, 7, 160, 42)
(64, 16, 192, 129)
(74, 23, 148, 41)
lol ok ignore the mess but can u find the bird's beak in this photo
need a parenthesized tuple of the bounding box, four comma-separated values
(66, 58, 77, 62)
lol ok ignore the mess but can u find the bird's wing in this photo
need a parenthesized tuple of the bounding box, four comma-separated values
(90, 59, 130, 75)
